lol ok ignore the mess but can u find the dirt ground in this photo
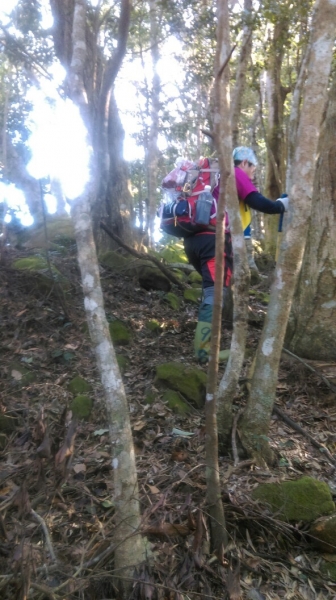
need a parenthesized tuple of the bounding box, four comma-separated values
(1, 245, 336, 600)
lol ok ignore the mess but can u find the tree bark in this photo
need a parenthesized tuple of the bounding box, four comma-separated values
(67, 1, 146, 593)
(239, 0, 336, 465)
(286, 69, 336, 360)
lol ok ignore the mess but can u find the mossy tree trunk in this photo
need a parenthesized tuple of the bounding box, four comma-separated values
(67, 1, 146, 594)
(286, 69, 336, 361)
(239, 0, 336, 465)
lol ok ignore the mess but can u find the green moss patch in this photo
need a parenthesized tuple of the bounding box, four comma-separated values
(109, 320, 131, 345)
(157, 242, 188, 264)
(162, 390, 190, 415)
(116, 354, 129, 374)
(67, 376, 92, 395)
(70, 395, 93, 419)
(164, 292, 181, 310)
(184, 288, 202, 304)
(187, 271, 202, 285)
(155, 362, 207, 409)
(252, 477, 335, 522)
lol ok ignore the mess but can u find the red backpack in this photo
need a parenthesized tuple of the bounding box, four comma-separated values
(159, 157, 220, 238)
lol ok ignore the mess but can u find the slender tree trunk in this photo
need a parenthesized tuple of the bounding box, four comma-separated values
(146, 0, 161, 247)
(286, 69, 336, 360)
(239, 0, 336, 464)
(230, 0, 253, 148)
(67, 1, 146, 593)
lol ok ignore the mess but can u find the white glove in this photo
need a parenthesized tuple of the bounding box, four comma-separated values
(277, 195, 289, 212)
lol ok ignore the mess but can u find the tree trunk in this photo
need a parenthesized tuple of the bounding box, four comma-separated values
(286, 70, 336, 360)
(147, 0, 161, 247)
(239, 0, 336, 465)
(230, 0, 253, 148)
(67, 1, 146, 593)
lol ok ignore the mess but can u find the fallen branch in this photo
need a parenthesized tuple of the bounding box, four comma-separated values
(100, 221, 186, 290)
(282, 347, 336, 393)
(31, 509, 57, 563)
(273, 404, 336, 467)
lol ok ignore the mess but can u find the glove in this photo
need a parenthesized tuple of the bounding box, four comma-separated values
(277, 194, 289, 212)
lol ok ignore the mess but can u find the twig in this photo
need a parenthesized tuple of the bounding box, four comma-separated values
(273, 404, 336, 466)
(282, 347, 336, 393)
(100, 221, 186, 290)
(232, 409, 243, 466)
(31, 509, 57, 563)
(30, 581, 58, 600)
(217, 44, 237, 78)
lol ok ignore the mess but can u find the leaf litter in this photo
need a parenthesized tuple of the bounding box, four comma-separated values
(0, 249, 336, 598)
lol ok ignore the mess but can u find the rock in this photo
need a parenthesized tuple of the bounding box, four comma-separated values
(67, 376, 92, 395)
(12, 257, 70, 291)
(109, 320, 131, 345)
(164, 292, 181, 310)
(99, 251, 136, 275)
(70, 395, 93, 419)
(309, 514, 336, 552)
(252, 476, 335, 522)
(24, 216, 75, 250)
(157, 242, 188, 264)
(155, 362, 207, 409)
(162, 390, 190, 415)
(138, 265, 171, 292)
(184, 288, 202, 304)
(188, 271, 202, 285)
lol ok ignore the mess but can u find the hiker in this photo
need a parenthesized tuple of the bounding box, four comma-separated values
(184, 146, 289, 363)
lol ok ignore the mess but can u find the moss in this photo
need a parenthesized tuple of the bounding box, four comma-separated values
(109, 320, 131, 345)
(146, 319, 162, 332)
(158, 242, 188, 264)
(252, 476, 335, 522)
(164, 292, 181, 310)
(321, 560, 336, 581)
(138, 266, 171, 292)
(144, 391, 156, 405)
(25, 216, 75, 249)
(99, 251, 132, 273)
(184, 288, 202, 304)
(171, 269, 185, 282)
(188, 271, 202, 284)
(70, 395, 93, 419)
(155, 362, 207, 409)
(12, 257, 70, 290)
(309, 515, 336, 552)
(67, 376, 92, 395)
(162, 390, 190, 415)
(116, 354, 129, 374)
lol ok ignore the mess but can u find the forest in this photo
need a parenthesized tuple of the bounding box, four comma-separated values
(0, 0, 336, 598)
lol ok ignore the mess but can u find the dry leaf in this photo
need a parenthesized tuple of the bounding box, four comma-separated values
(148, 485, 160, 494)
(73, 463, 86, 474)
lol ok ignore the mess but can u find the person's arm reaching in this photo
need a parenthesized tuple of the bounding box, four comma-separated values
(244, 191, 288, 214)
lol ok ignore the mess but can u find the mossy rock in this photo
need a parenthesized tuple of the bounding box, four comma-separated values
(116, 354, 129, 374)
(109, 320, 131, 345)
(164, 292, 181, 310)
(0, 414, 18, 433)
(144, 391, 157, 405)
(146, 319, 162, 333)
(252, 476, 335, 522)
(188, 271, 202, 285)
(12, 257, 70, 291)
(138, 265, 171, 292)
(171, 269, 185, 282)
(184, 288, 202, 304)
(321, 559, 336, 581)
(24, 216, 75, 249)
(99, 251, 136, 275)
(155, 362, 207, 409)
(157, 242, 188, 264)
(10, 363, 36, 387)
(67, 376, 92, 395)
(70, 395, 93, 419)
(309, 515, 336, 552)
(162, 390, 190, 415)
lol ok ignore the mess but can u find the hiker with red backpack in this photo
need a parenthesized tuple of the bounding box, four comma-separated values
(159, 146, 289, 363)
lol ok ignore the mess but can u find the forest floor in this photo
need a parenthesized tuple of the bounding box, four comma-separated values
(1, 244, 336, 600)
